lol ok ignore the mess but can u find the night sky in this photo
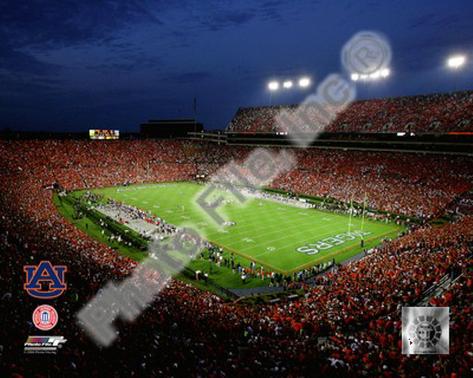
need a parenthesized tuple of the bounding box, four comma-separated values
(1, 0, 473, 132)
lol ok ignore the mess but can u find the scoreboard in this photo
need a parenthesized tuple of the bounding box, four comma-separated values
(89, 129, 119, 140)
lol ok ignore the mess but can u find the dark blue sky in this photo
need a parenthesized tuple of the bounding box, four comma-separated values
(1, 0, 473, 131)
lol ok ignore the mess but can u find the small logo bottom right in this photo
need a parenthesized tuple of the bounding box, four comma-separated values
(402, 306, 449, 355)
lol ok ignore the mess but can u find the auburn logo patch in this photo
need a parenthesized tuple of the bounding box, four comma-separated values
(24, 261, 67, 299)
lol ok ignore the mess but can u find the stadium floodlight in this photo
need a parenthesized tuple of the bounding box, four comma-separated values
(380, 68, 390, 78)
(369, 71, 381, 80)
(351, 68, 390, 81)
(298, 77, 311, 88)
(268, 81, 279, 91)
(447, 54, 466, 69)
(283, 80, 293, 89)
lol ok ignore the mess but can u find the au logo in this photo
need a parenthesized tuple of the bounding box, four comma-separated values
(24, 261, 67, 299)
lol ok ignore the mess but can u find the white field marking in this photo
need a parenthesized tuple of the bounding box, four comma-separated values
(153, 205, 160, 209)
(215, 218, 349, 251)
(108, 198, 392, 272)
(242, 220, 377, 250)
(238, 205, 376, 234)
(212, 209, 371, 244)
(257, 227, 399, 264)
(210, 216, 322, 242)
(141, 198, 379, 248)
(227, 205, 316, 225)
(108, 185, 392, 253)
(214, 211, 388, 254)
(251, 228, 373, 259)
(248, 219, 397, 259)
(248, 226, 361, 258)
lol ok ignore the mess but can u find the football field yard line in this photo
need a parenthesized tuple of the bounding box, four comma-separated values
(210, 227, 400, 274)
(212, 209, 382, 249)
(213, 205, 364, 237)
(241, 223, 382, 261)
(211, 217, 344, 244)
(244, 214, 387, 249)
(93, 182, 402, 274)
(107, 185, 390, 237)
(289, 228, 402, 271)
(218, 214, 373, 241)
(208, 240, 287, 274)
(120, 188, 372, 245)
(232, 222, 360, 255)
(202, 209, 396, 272)
(106, 186, 392, 248)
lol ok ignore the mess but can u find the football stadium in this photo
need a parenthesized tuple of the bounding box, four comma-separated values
(1, 1, 473, 377)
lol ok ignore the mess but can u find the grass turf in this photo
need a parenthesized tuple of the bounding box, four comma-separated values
(53, 192, 268, 293)
(90, 182, 403, 274)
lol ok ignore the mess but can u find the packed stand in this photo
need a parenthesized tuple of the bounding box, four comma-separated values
(226, 90, 473, 134)
(0, 139, 472, 376)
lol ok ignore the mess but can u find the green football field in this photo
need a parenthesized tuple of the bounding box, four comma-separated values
(91, 182, 402, 274)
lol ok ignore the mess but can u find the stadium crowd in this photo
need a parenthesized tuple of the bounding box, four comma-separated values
(0, 139, 472, 376)
(226, 90, 473, 134)
(272, 149, 473, 219)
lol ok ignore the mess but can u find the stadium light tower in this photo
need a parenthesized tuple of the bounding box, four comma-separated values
(266, 77, 311, 104)
(268, 81, 280, 91)
(298, 77, 311, 88)
(446, 54, 467, 92)
(267, 80, 280, 105)
(380, 68, 390, 78)
(283, 80, 293, 89)
(350, 73, 360, 81)
(447, 54, 466, 70)
(350, 67, 390, 82)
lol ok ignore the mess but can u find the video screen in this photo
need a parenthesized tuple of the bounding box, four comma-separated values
(89, 129, 119, 140)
